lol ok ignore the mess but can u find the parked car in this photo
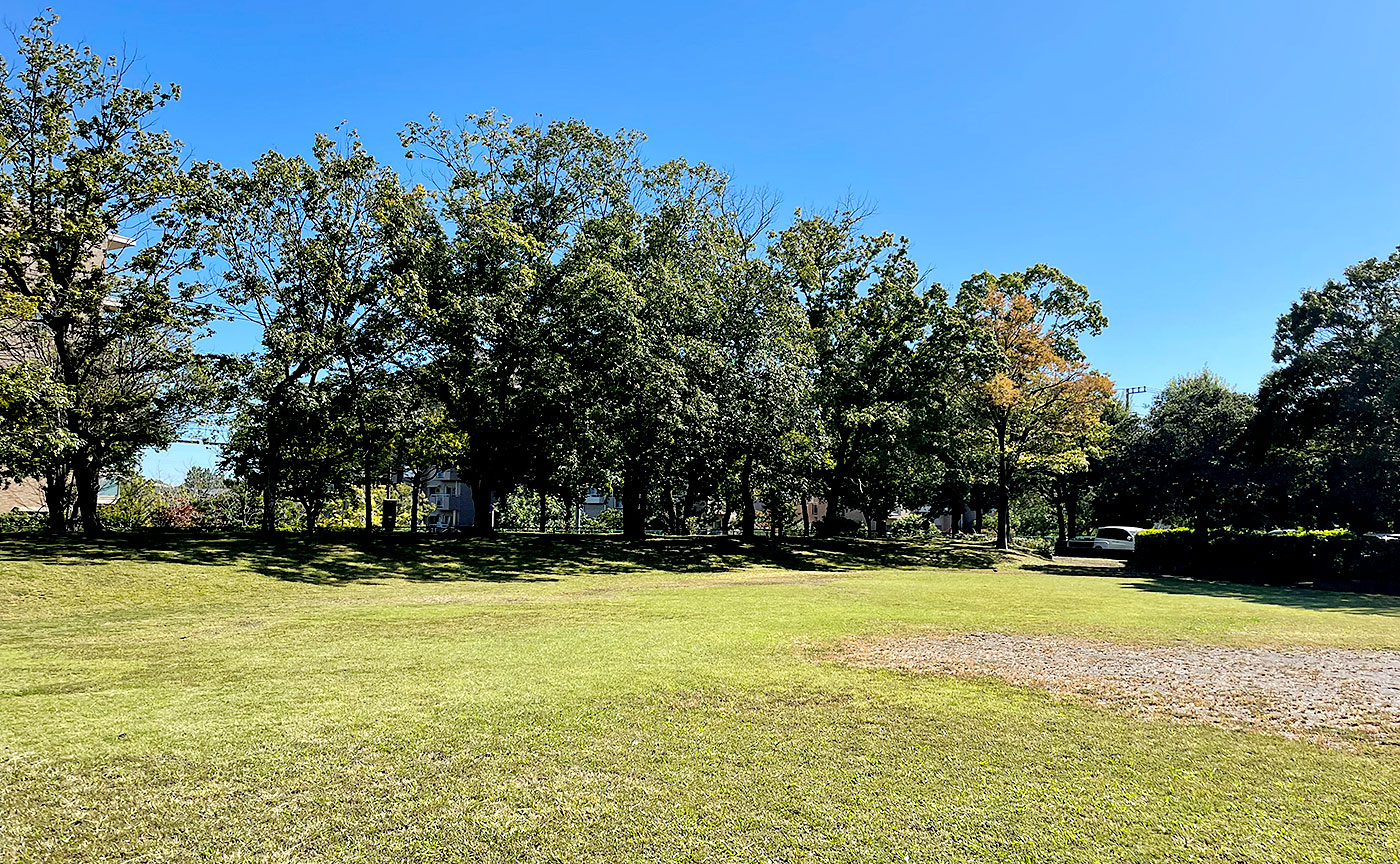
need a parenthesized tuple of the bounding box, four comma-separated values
(1064, 526, 1146, 557)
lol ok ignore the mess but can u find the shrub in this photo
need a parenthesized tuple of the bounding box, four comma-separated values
(887, 513, 930, 537)
(1132, 528, 1195, 573)
(1016, 535, 1056, 557)
(583, 509, 624, 533)
(1133, 528, 1399, 594)
(0, 511, 43, 533)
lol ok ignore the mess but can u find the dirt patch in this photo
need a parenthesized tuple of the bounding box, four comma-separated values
(840, 632, 1400, 746)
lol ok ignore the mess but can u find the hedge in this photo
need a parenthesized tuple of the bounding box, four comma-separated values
(1133, 528, 1400, 594)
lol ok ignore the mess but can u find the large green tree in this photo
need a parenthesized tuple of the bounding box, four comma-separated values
(0, 13, 213, 534)
(204, 130, 428, 531)
(771, 208, 957, 535)
(1255, 248, 1400, 530)
(1134, 372, 1257, 532)
(402, 112, 639, 534)
(565, 160, 731, 540)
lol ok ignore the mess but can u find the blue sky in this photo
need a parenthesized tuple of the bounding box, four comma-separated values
(13, 1, 1399, 480)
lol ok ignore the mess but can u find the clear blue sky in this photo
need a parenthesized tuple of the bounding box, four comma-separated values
(14, 1, 1399, 480)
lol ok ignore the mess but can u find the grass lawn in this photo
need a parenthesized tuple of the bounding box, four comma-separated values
(2, 533, 1399, 862)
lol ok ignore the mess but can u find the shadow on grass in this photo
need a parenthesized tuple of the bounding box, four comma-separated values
(0, 532, 1001, 586)
(1122, 571, 1400, 616)
(1022, 559, 1400, 616)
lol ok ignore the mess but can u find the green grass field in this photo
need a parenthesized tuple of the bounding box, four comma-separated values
(2, 534, 1398, 862)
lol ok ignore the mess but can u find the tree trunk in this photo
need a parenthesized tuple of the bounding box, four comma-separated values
(1054, 499, 1066, 548)
(259, 403, 284, 533)
(739, 454, 756, 539)
(538, 488, 548, 533)
(471, 482, 494, 534)
(73, 456, 102, 537)
(663, 486, 679, 534)
(679, 481, 697, 536)
(410, 476, 420, 533)
(364, 463, 374, 532)
(1065, 487, 1079, 541)
(622, 465, 647, 541)
(262, 421, 282, 533)
(43, 467, 68, 532)
(996, 424, 1011, 550)
(801, 496, 810, 537)
(996, 480, 1011, 550)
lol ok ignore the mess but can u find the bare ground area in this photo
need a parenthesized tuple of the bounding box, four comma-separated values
(840, 632, 1400, 747)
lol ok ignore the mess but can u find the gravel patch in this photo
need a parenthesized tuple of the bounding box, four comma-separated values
(842, 632, 1400, 746)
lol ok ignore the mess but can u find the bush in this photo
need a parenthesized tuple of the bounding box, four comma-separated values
(1133, 528, 1399, 593)
(1133, 528, 1201, 575)
(582, 509, 624, 533)
(887, 513, 930, 537)
(0, 511, 43, 533)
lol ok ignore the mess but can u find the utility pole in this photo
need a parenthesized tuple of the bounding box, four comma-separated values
(1120, 386, 1149, 412)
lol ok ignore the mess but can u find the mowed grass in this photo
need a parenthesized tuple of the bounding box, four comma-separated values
(2, 534, 1399, 862)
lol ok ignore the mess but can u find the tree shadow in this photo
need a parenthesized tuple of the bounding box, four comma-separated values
(1022, 559, 1129, 579)
(1022, 559, 1400, 616)
(1122, 571, 1400, 616)
(0, 532, 1002, 586)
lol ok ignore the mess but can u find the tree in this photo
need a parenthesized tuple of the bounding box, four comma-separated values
(1086, 404, 1152, 529)
(707, 190, 820, 538)
(391, 399, 467, 532)
(566, 160, 732, 540)
(1255, 248, 1400, 530)
(1041, 399, 1135, 546)
(956, 265, 1113, 549)
(0, 13, 213, 534)
(402, 112, 640, 535)
(1135, 372, 1256, 532)
(222, 378, 357, 532)
(771, 208, 958, 536)
(204, 129, 429, 531)
(0, 361, 75, 500)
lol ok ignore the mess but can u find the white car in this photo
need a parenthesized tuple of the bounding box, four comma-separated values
(1065, 526, 1146, 556)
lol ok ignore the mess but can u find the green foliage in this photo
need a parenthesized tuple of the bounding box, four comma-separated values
(1141, 373, 1257, 531)
(1255, 247, 1400, 531)
(582, 508, 624, 533)
(772, 208, 956, 529)
(886, 512, 932, 537)
(0, 12, 215, 534)
(1134, 528, 1398, 592)
(0, 510, 43, 533)
(0, 362, 76, 479)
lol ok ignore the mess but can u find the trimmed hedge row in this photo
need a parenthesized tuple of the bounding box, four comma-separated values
(1133, 528, 1400, 594)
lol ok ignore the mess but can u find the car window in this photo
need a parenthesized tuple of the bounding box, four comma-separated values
(1097, 528, 1129, 541)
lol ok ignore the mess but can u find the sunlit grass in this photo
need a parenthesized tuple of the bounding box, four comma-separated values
(2, 534, 1398, 861)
